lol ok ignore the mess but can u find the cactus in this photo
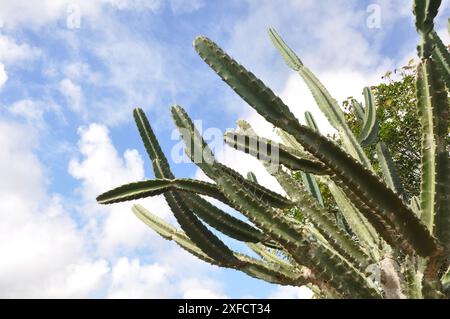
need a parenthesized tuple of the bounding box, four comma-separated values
(97, 0, 449, 298)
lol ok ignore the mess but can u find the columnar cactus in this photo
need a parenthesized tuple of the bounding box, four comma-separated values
(97, 0, 449, 298)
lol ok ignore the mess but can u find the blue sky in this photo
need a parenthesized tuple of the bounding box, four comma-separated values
(0, 0, 449, 298)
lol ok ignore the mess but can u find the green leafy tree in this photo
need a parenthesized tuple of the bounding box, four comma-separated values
(343, 62, 421, 199)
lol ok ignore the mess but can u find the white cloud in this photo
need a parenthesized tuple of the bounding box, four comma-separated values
(181, 278, 228, 299)
(63, 62, 100, 83)
(0, 121, 107, 298)
(68, 123, 230, 299)
(83, 21, 172, 124)
(33, 260, 109, 298)
(107, 257, 228, 299)
(69, 123, 145, 200)
(59, 78, 84, 113)
(0, 119, 229, 298)
(108, 257, 174, 298)
(0, 63, 6, 88)
(0, 1, 70, 29)
(169, 0, 204, 14)
(68, 123, 156, 255)
(0, 33, 40, 64)
(8, 99, 44, 123)
(269, 286, 313, 299)
(0, 0, 202, 29)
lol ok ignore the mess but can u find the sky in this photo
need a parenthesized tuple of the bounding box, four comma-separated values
(0, 0, 449, 298)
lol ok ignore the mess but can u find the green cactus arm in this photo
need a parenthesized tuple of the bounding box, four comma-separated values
(223, 131, 328, 175)
(351, 99, 365, 123)
(330, 176, 434, 257)
(232, 118, 372, 267)
(277, 129, 304, 151)
(292, 238, 382, 298)
(416, 58, 450, 249)
(234, 253, 311, 286)
(239, 132, 371, 268)
(430, 30, 450, 89)
(193, 35, 440, 257)
(267, 27, 303, 70)
(165, 190, 241, 266)
(376, 142, 406, 199)
(301, 112, 325, 207)
(247, 243, 293, 269)
(183, 195, 268, 243)
(304, 111, 319, 131)
(171, 105, 305, 249)
(218, 163, 294, 209)
(132, 108, 293, 268)
(359, 87, 380, 147)
(271, 169, 372, 270)
(324, 179, 380, 258)
(305, 110, 380, 255)
(133, 204, 178, 240)
(171, 106, 380, 295)
(100, 175, 267, 247)
(171, 105, 294, 210)
(214, 166, 304, 249)
(247, 171, 258, 183)
(232, 120, 325, 170)
(133, 108, 272, 246)
(96, 178, 229, 205)
(300, 172, 324, 207)
(217, 166, 380, 297)
(266, 29, 372, 168)
(193, 36, 298, 136)
(132, 204, 222, 265)
(413, 0, 441, 35)
(133, 201, 238, 266)
(133, 204, 311, 286)
(276, 128, 317, 160)
(216, 163, 379, 295)
(238, 118, 311, 161)
(133, 108, 175, 179)
(402, 256, 423, 299)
